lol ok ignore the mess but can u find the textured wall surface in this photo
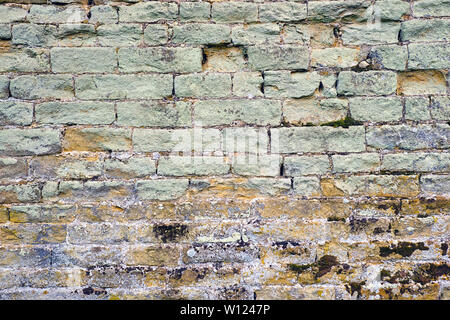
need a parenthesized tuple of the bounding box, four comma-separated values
(0, 0, 449, 300)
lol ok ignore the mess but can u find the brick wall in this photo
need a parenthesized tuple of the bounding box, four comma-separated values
(0, 0, 449, 300)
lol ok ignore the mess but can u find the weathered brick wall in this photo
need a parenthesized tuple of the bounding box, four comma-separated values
(0, 0, 449, 300)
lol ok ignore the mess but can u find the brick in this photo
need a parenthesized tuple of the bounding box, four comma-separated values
(36, 101, 115, 125)
(337, 71, 397, 96)
(413, 0, 450, 17)
(264, 71, 321, 98)
(117, 101, 190, 127)
(143, 24, 168, 45)
(0, 157, 27, 180)
(420, 175, 449, 195)
(284, 156, 330, 176)
(374, 0, 410, 21)
(311, 47, 360, 68)
(118, 2, 178, 22)
(381, 153, 450, 173)
(231, 24, 280, 45)
(321, 175, 420, 197)
(247, 45, 309, 71)
(57, 24, 96, 47)
(202, 47, 246, 72)
(193, 99, 281, 126)
(180, 2, 211, 21)
(30, 156, 102, 180)
(172, 24, 231, 45)
(68, 223, 132, 244)
(232, 72, 264, 98)
(0, 24, 11, 39)
(283, 24, 335, 47)
(63, 128, 131, 152)
(397, 71, 447, 95)
(0, 48, 50, 72)
(0, 129, 61, 156)
(367, 124, 449, 150)
(88, 5, 118, 24)
(232, 155, 281, 177)
(369, 45, 408, 71)
(271, 126, 366, 153)
(211, 2, 258, 23)
(0, 224, 66, 244)
(10, 75, 73, 100)
(222, 127, 269, 155)
(405, 97, 431, 121)
(349, 97, 403, 122)
(12, 24, 57, 47)
(342, 23, 400, 45)
(0, 247, 51, 267)
(0, 100, 32, 125)
(133, 128, 221, 153)
(430, 96, 449, 120)
(158, 156, 230, 176)
(0, 75, 8, 98)
(97, 24, 142, 47)
(9, 205, 75, 223)
(28, 5, 87, 23)
(75, 74, 172, 100)
(105, 158, 156, 179)
(135, 179, 189, 200)
(408, 43, 450, 70)
(293, 177, 321, 196)
(259, 3, 307, 22)
(51, 47, 116, 73)
(57, 181, 133, 202)
(332, 154, 380, 173)
(283, 98, 348, 126)
(0, 184, 40, 204)
(308, 0, 371, 23)
(175, 73, 231, 98)
(0, 5, 27, 23)
(127, 246, 179, 266)
(245, 178, 291, 196)
(118, 47, 202, 73)
(400, 19, 450, 42)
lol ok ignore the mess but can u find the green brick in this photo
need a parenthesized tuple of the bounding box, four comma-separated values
(293, 177, 321, 196)
(311, 47, 360, 68)
(172, 23, 231, 45)
(430, 96, 450, 120)
(104, 158, 156, 179)
(89, 5, 118, 24)
(374, 0, 410, 21)
(337, 71, 397, 96)
(308, 0, 371, 23)
(259, 3, 307, 22)
(0, 24, 11, 39)
(231, 23, 280, 45)
(0, 5, 27, 23)
(194, 99, 281, 126)
(283, 98, 348, 126)
(0, 100, 33, 126)
(10, 75, 73, 100)
(264, 71, 321, 98)
(12, 24, 57, 47)
(0, 129, 61, 156)
(35, 101, 115, 125)
(51, 48, 117, 73)
(420, 175, 449, 195)
(222, 127, 269, 155)
(413, 0, 450, 17)
(408, 43, 450, 70)
(158, 156, 230, 176)
(97, 24, 142, 47)
(175, 73, 232, 98)
(211, 2, 258, 23)
(332, 154, 380, 173)
(143, 24, 168, 45)
(135, 179, 189, 201)
(342, 23, 400, 45)
(271, 126, 366, 153)
(0, 157, 27, 180)
(382, 153, 450, 173)
(118, 47, 202, 73)
(0, 183, 41, 204)
(400, 19, 450, 42)
(116, 101, 191, 127)
(0, 49, 50, 72)
(247, 45, 309, 71)
(75, 74, 172, 100)
(284, 156, 331, 176)
(232, 155, 281, 177)
(119, 2, 178, 22)
(180, 2, 211, 21)
(369, 45, 408, 71)
(28, 5, 87, 23)
(232, 72, 264, 98)
(57, 24, 96, 47)
(0, 75, 8, 98)
(349, 97, 403, 122)
(405, 97, 431, 121)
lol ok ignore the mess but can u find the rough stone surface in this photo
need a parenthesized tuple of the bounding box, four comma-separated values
(0, 0, 448, 301)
